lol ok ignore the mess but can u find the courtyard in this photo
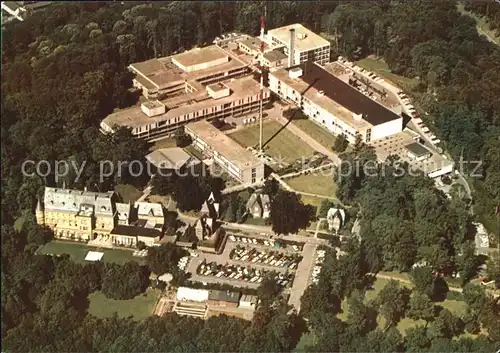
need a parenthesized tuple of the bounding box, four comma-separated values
(291, 119, 336, 151)
(228, 120, 315, 164)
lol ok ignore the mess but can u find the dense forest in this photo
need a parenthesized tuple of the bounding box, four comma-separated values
(2, 1, 500, 352)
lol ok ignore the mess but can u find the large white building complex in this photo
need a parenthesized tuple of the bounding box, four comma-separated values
(100, 23, 329, 141)
(185, 120, 265, 184)
(269, 63, 403, 144)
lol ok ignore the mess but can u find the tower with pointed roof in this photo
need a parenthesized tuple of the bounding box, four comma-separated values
(35, 198, 45, 225)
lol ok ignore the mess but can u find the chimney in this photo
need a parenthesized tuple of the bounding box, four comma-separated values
(260, 15, 265, 41)
(288, 28, 295, 68)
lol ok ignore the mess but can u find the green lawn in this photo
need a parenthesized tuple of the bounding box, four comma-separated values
(115, 184, 142, 203)
(299, 195, 328, 214)
(292, 119, 336, 150)
(229, 120, 315, 163)
(355, 56, 418, 91)
(339, 277, 468, 336)
(88, 289, 160, 321)
(37, 241, 145, 265)
(286, 169, 338, 198)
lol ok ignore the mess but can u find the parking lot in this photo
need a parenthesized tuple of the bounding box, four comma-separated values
(230, 246, 302, 270)
(185, 232, 327, 310)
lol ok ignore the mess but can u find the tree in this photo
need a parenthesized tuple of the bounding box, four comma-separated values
(318, 199, 336, 218)
(407, 292, 435, 323)
(211, 117, 224, 129)
(410, 266, 435, 298)
(462, 284, 488, 314)
(345, 290, 378, 335)
(146, 243, 188, 276)
(428, 308, 463, 339)
(332, 133, 349, 153)
(485, 252, 500, 289)
(404, 326, 431, 352)
(174, 127, 192, 148)
(456, 241, 479, 286)
(269, 190, 316, 235)
(101, 262, 149, 300)
(376, 280, 410, 327)
(262, 178, 280, 198)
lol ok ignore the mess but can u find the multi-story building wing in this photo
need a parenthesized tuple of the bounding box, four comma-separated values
(185, 120, 265, 184)
(101, 76, 270, 141)
(37, 188, 116, 240)
(269, 63, 403, 144)
(266, 24, 330, 66)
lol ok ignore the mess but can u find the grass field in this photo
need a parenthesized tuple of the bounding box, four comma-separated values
(115, 184, 142, 203)
(292, 119, 336, 150)
(37, 241, 145, 265)
(355, 56, 418, 91)
(229, 120, 315, 163)
(286, 169, 337, 198)
(88, 289, 160, 321)
(299, 195, 329, 213)
(338, 277, 468, 336)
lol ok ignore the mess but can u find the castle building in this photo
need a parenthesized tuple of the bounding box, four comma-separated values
(36, 187, 165, 246)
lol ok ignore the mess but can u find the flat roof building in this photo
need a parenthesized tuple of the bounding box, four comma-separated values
(185, 120, 265, 184)
(267, 23, 330, 66)
(101, 76, 270, 141)
(268, 62, 403, 144)
(370, 129, 454, 179)
(146, 147, 193, 170)
(128, 45, 250, 100)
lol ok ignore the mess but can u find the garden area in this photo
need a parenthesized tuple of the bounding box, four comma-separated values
(228, 120, 315, 164)
(88, 289, 160, 321)
(36, 241, 145, 265)
(291, 119, 336, 150)
(285, 168, 338, 198)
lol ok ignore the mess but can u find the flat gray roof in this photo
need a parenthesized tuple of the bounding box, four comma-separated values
(405, 142, 431, 157)
(103, 76, 266, 130)
(146, 148, 191, 169)
(171, 46, 228, 68)
(263, 49, 287, 62)
(186, 120, 262, 167)
(267, 23, 330, 52)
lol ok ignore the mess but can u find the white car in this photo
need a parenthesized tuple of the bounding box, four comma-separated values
(229, 235, 236, 242)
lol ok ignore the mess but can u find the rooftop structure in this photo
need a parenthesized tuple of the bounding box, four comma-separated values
(267, 23, 330, 66)
(263, 49, 288, 63)
(171, 46, 229, 73)
(135, 201, 164, 218)
(267, 23, 330, 54)
(110, 224, 163, 239)
(208, 290, 241, 304)
(146, 147, 192, 170)
(128, 44, 249, 100)
(185, 120, 260, 168)
(369, 129, 454, 178)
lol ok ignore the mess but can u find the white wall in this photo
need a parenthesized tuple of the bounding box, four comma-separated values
(370, 117, 403, 141)
(428, 163, 454, 179)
